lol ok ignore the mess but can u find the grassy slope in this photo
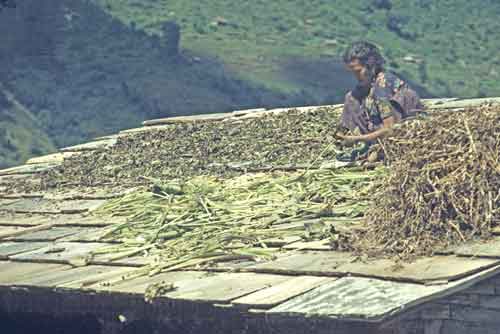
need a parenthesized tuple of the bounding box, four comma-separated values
(96, 0, 500, 98)
(2, 0, 304, 153)
(3, 0, 499, 168)
(3, 0, 314, 168)
(0, 86, 56, 168)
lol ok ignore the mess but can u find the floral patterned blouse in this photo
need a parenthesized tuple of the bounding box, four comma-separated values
(363, 71, 407, 131)
(340, 71, 423, 135)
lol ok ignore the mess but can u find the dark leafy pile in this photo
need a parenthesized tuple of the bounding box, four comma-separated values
(354, 105, 500, 257)
(29, 107, 342, 191)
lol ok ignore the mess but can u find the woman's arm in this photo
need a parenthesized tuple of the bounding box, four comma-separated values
(336, 116, 395, 143)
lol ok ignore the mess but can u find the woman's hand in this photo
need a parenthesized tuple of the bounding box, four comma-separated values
(335, 116, 396, 145)
(334, 132, 359, 146)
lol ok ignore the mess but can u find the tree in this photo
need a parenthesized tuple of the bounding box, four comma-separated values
(372, 0, 392, 10)
(161, 21, 181, 57)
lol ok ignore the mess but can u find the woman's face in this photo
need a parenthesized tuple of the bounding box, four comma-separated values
(346, 58, 369, 84)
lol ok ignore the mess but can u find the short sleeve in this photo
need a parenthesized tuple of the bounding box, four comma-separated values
(372, 72, 406, 121)
(391, 87, 424, 118)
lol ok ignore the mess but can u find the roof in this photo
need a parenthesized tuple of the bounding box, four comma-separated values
(1, 96, 500, 328)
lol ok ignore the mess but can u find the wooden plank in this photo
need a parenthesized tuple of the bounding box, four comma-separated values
(204, 258, 258, 272)
(93, 134, 120, 141)
(226, 161, 356, 172)
(94, 270, 207, 294)
(0, 193, 44, 199)
(261, 236, 302, 248)
(19, 265, 133, 288)
(0, 163, 57, 176)
(267, 277, 445, 320)
(6, 264, 82, 286)
(321, 217, 366, 233)
(265, 105, 341, 115)
(232, 106, 303, 120)
(59, 138, 117, 152)
(0, 213, 57, 226)
(0, 180, 39, 195)
(232, 108, 266, 117)
(10, 242, 107, 264)
(232, 276, 334, 309)
(49, 215, 126, 227)
(104, 255, 150, 267)
(0, 198, 21, 208)
(59, 228, 108, 243)
(0, 261, 67, 285)
(451, 238, 500, 258)
(0, 242, 49, 258)
(0, 213, 51, 226)
(248, 252, 500, 283)
(43, 188, 130, 200)
(164, 272, 291, 303)
(268, 265, 500, 321)
(0, 242, 16, 258)
(0, 213, 122, 227)
(1, 198, 54, 213)
(0, 223, 55, 240)
(425, 97, 500, 109)
(295, 105, 342, 113)
(25, 152, 76, 165)
(58, 266, 141, 290)
(283, 239, 333, 251)
(249, 251, 356, 276)
(1, 198, 106, 214)
(422, 98, 460, 108)
(336, 256, 500, 283)
(229, 104, 342, 121)
(0, 174, 31, 185)
(119, 124, 172, 134)
(0, 226, 24, 236)
(264, 217, 363, 236)
(6, 226, 87, 242)
(142, 112, 231, 126)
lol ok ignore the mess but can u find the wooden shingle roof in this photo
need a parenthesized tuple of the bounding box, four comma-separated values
(1, 96, 500, 332)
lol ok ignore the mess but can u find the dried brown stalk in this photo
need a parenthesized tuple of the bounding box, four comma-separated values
(354, 105, 500, 257)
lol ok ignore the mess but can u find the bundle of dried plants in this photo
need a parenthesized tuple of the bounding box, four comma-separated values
(353, 105, 500, 257)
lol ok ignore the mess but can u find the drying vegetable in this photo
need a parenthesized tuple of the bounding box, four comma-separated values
(353, 105, 500, 257)
(92, 166, 381, 275)
(13, 107, 342, 192)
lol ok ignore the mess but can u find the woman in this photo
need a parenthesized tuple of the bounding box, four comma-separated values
(336, 41, 423, 147)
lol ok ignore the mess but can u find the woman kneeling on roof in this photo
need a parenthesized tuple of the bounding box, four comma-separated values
(336, 41, 423, 160)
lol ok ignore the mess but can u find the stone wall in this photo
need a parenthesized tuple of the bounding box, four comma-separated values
(381, 273, 500, 334)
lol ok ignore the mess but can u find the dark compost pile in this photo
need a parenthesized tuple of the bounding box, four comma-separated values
(24, 107, 342, 191)
(353, 104, 500, 257)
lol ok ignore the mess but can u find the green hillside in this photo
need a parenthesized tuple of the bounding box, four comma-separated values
(0, 0, 306, 167)
(96, 0, 500, 98)
(2, 0, 500, 168)
(0, 85, 56, 169)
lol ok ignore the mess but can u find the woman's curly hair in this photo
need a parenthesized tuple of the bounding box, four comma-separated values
(343, 41, 385, 82)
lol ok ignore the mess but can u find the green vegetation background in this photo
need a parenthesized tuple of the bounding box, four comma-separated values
(98, 0, 500, 98)
(1, 0, 499, 168)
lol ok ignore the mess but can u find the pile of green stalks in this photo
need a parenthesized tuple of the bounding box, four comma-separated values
(353, 105, 500, 258)
(92, 166, 383, 277)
